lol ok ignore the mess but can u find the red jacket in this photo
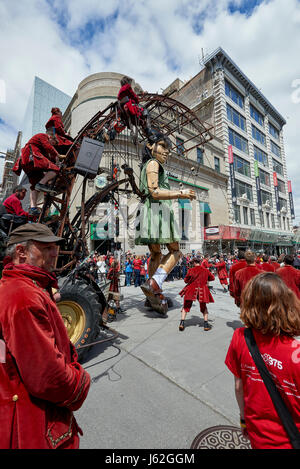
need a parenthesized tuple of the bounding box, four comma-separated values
(201, 259, 212, 269)
(0, 263, 90, 449)
(229, 260, 246, 297)
(179, 265, 215, 303)
(3, 193, 28, 218)
(45, 114, 73, 147)
(215, 261, 228, 280)
(276, 265, 300, 299)
(13, 133, 59, 176)
(259, 262, 275, 272)
(234, 265, 261, 306)
(118, 83, 142, 118)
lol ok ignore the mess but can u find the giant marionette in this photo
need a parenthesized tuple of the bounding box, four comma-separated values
(135, 130, 195, 314)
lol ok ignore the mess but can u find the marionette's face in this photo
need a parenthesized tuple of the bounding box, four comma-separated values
(151, 139, 170, 165)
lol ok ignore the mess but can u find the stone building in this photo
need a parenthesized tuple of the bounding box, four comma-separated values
(171, 47, 295, 254)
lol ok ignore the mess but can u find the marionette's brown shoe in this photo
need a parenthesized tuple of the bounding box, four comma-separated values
(141, 278, 162, 296)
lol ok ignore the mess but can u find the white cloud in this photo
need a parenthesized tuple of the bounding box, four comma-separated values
(0, 0, 299, 224)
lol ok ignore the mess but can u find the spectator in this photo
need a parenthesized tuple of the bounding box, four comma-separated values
(96, 255, 107, 283)
(2, 186, 29, 219)
(125, 256, 133, 286)
(0, 223, 90, 448)
(276, 255, 300, 299)
(133, 255, 142, 287)
(269, 255, 280, 270)
(234, 251, 261, 307)
(225, 272, 300, 449)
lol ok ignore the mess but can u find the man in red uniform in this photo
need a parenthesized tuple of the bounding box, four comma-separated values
(259, 254, 276, 272)
(215, 255, 228, 292)
(201, 253, 212, 270)
(229, 250, 246, 298)
(269, 255, 280, 270)
(2, 186, 29, 218)
(0, 223, 90, 449)
(234, 251, 261, 307)
(276, 254, 300, 299)
(45, 107, 73, 154)
(179, 257, 215, 331)
(13, 133, 63, 215)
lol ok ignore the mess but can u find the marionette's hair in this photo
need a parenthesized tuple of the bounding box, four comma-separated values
(120, 76, 133, 87)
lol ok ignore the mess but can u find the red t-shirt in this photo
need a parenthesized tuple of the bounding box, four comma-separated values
(225, 327, 300, 449)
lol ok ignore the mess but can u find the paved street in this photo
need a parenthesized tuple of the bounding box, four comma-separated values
(75, 278, 243, 449)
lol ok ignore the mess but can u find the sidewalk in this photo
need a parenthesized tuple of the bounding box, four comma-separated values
(75, 278, 243, 449)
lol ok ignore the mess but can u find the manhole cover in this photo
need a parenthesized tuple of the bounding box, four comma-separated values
(191, 425, 252, 449)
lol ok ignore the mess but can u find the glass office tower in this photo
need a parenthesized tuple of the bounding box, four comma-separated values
(21, 76, 71, 144)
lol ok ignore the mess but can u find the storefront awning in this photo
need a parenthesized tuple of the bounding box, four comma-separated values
(178, 199, 192, 210)
(200, 202, 212, 213)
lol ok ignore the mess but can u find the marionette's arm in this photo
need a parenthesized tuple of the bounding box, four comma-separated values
(146, 160, 195, 201)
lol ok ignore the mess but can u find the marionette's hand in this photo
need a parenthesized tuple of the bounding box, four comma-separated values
(179, 189, 196, 200)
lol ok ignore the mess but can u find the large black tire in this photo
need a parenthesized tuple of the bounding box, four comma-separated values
(57, 279, 104, 361)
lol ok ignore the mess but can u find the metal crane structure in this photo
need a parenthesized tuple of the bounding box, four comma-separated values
(2, 93, 214, 361)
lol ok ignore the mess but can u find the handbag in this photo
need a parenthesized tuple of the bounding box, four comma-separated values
(244, 328, 300, 449)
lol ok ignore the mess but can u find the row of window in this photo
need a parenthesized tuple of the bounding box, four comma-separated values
(225, 80, 281, 141)
(233, 154, 285, 191)
(234, 205, 290, 230)
(196, 147, 220, 172)
(234, 178, 287, 204)
(228, 126, 282, 160)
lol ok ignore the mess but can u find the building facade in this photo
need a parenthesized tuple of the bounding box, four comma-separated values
(21, 76, 72, 145)
(173, 47, 295, 254)
(0, 131, 22, 201)
(63, 72, 229, 255)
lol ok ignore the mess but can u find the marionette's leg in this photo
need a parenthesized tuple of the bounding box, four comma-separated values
(151, 242, 182, 290)
(200, 302, 211, 331)
(147, 243, 162, 280)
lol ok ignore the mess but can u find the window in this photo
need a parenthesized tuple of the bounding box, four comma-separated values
(266, 212, 270, 228)
(197, 147, 203, 165)
(278, 197, 287, 210)
(260, 212, 265, 227)
(250, 208, 256, 226)
(228, 127, 249, 153)
(234, 154, 251, 177)
(250, 104, 264, 127)
(278, 216, 281, 229)
(243, 206, 249, 225)
(277, 178, 286, 194)
(234, 205, 241, 223)
(272, 159, 284, 176)
(235, 179, 253, 201)
(269, 122, 280, 140)
(271, 214, 275, 229)
(287, 218, 290, 231)
(259, 169, 270, 187)
(252, 124, 266, 146)
(176, 137, 184, 156)
(226, 103, 246, 131)
(254, 146, 268, 167)
(261, 190, 273, 207)
(283, 217, 286, 230)
(270, 140, 281, 158)
(214, 156, 220, 172)
(225, 80, 244, 109)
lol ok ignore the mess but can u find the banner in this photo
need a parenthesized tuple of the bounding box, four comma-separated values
(273, 172, 280, 216)
(228, 145, 236, 204)
(254, 161, 262, 212)
(288, 180, 295, 219)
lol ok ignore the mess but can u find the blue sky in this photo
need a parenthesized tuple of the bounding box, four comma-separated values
(0, 0, 300, 225)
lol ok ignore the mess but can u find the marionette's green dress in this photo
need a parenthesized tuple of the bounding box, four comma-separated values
(135, 159, 180, 245)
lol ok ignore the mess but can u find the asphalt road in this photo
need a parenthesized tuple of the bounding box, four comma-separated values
(75, 277, 243, 450)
